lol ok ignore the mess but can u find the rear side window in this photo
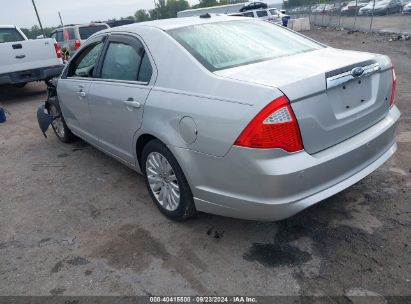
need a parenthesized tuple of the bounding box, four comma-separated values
(100, 41, 152, 82)
(0, 28, 24, 43)
(256, 10, 268, 17)
(55, 30, 64, 42)
(101, 42, 140, 81)
(64, 28, 75, 40)
(79, 25, 108, 40)
(168, 20, 323, 71)
(243, 12, 254, 17)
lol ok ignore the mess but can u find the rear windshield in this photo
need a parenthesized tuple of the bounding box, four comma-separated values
(168, 20, 323, 71)
(0, 28, 24, 43)
(79, 25, 108, 39)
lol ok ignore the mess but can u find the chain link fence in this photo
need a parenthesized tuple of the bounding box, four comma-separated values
(286, 0, 411, 36)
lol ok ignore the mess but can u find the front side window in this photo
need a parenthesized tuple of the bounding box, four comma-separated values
(69, 42, 103, 78)
(168, 20, 324, 71)
(0, 28, 24, 43)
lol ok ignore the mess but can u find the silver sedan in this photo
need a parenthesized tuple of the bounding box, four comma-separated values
(37, 16, 400, 221)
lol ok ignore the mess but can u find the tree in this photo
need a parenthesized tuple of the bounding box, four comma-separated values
(20, 25, 57, 39)
(167, 0, 190, 18)
(135, 9, 151, 22)
(148, 0, 189, 20)
(198, 0, 219, 8)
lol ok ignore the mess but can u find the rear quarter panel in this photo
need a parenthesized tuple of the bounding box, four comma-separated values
(133, 26, 282, 157)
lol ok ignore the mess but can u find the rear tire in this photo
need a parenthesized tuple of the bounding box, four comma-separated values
(47, 98, 76, 143)
(141, 139, 196, 221)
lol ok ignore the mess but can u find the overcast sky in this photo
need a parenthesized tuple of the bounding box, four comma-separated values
(1, 0, 200, 28)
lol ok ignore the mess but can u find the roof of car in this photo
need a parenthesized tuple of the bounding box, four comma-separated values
(0, 25, 16, 29)
(110, 15, 247, 32)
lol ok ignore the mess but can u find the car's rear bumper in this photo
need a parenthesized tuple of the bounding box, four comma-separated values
(172, 106, 400, 221)
(0, 65, 64, 85)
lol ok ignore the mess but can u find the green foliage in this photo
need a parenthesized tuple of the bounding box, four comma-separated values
(20, 25, 57, 39)
(21, 0, 241, 38)
(198, 0, 219, 8)
(135, 9, 151, 22)
(286, 0, 327, 8)
(147, 0, 189, 20)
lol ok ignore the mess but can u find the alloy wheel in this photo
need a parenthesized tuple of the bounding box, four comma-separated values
(146, 152, 180, 211)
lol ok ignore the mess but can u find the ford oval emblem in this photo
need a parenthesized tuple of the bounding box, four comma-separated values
(351, 67, 364, 78)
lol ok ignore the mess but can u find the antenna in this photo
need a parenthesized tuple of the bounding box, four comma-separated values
(58, 11, 64, 26)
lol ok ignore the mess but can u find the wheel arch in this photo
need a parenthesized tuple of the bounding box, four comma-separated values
(136, 133, 160, 171)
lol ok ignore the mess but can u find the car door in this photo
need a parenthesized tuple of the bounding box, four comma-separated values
(58, 35, 106, 146)
(87, 34, 155, 164)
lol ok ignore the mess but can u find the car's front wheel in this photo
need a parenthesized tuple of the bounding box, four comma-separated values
(47, 99, 76, 143)
(142, 139, 196, 221)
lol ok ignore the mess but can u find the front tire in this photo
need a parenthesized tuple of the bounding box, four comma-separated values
(47, 98, 76, 143)
(142, 140, 196, 221)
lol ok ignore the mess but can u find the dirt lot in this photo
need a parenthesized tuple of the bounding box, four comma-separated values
(0, 28, 410, 298)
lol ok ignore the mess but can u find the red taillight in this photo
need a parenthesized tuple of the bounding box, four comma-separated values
(234, 95, 304, 152)
(74, 39, 81, 50)
(390, 64, 396, 107)
(54, 42, 62, 59)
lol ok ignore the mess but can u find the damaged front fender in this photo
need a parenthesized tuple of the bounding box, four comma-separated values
(37, 104, 55, 138)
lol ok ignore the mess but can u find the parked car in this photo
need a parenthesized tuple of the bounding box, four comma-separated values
(0, 25, 64, 88)
(242, 8, 289, 22)
(242, 9, 271, 19)
(359, 0, 402, 15)
(403, 1, 411, 13)
(325, 2, 347, 13)
(267, 8, 290, 22)
(324, 3, 336, 13)
(240, 2, 268, 12)
(37, 16, 400, 221)
(50, 23, 109, 60)
(313, 4, 326, 14)
(341, 1, 369, 15)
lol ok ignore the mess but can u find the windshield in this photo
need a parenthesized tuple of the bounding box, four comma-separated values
(168, 20, 323, 71)
(79, 25, 108, 40)
(0, 28, 24, 43)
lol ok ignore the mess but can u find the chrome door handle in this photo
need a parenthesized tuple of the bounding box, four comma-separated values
(123, 98, 141, 109)
(77, 91, 86, 98)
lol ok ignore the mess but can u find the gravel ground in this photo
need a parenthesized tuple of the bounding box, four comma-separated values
(0, 27, 410, 299)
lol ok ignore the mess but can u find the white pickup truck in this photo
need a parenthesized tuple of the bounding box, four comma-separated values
(0, 25, 64, 87)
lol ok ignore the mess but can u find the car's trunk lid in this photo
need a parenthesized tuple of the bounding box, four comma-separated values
(215, 47, 393, 154)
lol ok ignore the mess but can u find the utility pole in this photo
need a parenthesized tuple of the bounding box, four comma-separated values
(58, 11, 64, 26)
(31, 0, 45, 36)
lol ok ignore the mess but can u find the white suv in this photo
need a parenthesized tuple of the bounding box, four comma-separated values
(242, 8, 289, 24)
